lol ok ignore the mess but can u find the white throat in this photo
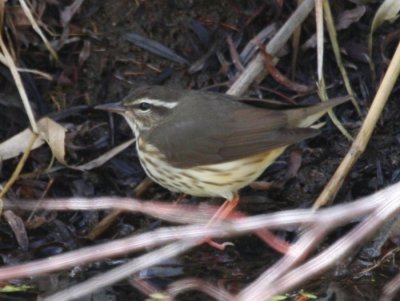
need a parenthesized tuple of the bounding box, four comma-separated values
(123, 115, 140, 138)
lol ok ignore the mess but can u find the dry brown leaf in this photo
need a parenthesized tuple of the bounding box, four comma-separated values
(37, 117, 67, 164)
(0, 117, 67, 164)
(371, 0, 400, 33)
(336, 6, 366, 30)
(60, 0, 85, 27)
(3, 210, 29, 251)
(369, 0, 400, 59)
(0, 128, 44, 160)
(0, 117, 135, 171)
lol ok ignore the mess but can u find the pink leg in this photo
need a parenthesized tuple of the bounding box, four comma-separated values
(204, 194, 240, 250)
(206, 194, 240, 226)
(226, 210, 289, 254)
(206, 194, 289, 253)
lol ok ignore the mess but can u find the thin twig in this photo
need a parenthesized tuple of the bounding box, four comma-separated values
(314, 40, 400, 208)
(227, 0, 314, 96)
(0, 133, 38, 200)
(0, 35, 38, 132)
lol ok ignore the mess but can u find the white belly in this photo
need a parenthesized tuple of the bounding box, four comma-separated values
(137, 138, 286, 200)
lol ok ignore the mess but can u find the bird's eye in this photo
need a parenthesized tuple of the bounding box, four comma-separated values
(138, 102, 151, 112)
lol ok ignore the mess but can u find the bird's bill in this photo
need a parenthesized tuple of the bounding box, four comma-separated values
(95, 102, 125, 113)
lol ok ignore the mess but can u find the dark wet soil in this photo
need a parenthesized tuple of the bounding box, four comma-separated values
(0, 1, 400, 300)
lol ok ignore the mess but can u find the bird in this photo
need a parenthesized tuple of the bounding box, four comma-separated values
(96, 85, 349, 223)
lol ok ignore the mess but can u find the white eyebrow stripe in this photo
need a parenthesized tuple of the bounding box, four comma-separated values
(138, 98, 179, 109)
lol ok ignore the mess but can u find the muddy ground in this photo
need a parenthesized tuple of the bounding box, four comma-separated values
(0, 1, 400, 300)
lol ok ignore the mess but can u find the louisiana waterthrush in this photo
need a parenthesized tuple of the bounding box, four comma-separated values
(97, 86, 349, 202)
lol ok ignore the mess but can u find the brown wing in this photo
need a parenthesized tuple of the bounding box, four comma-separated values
(146, 102, 319, 168)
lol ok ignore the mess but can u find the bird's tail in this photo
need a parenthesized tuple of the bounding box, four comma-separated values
(287, 96, 351, 128)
